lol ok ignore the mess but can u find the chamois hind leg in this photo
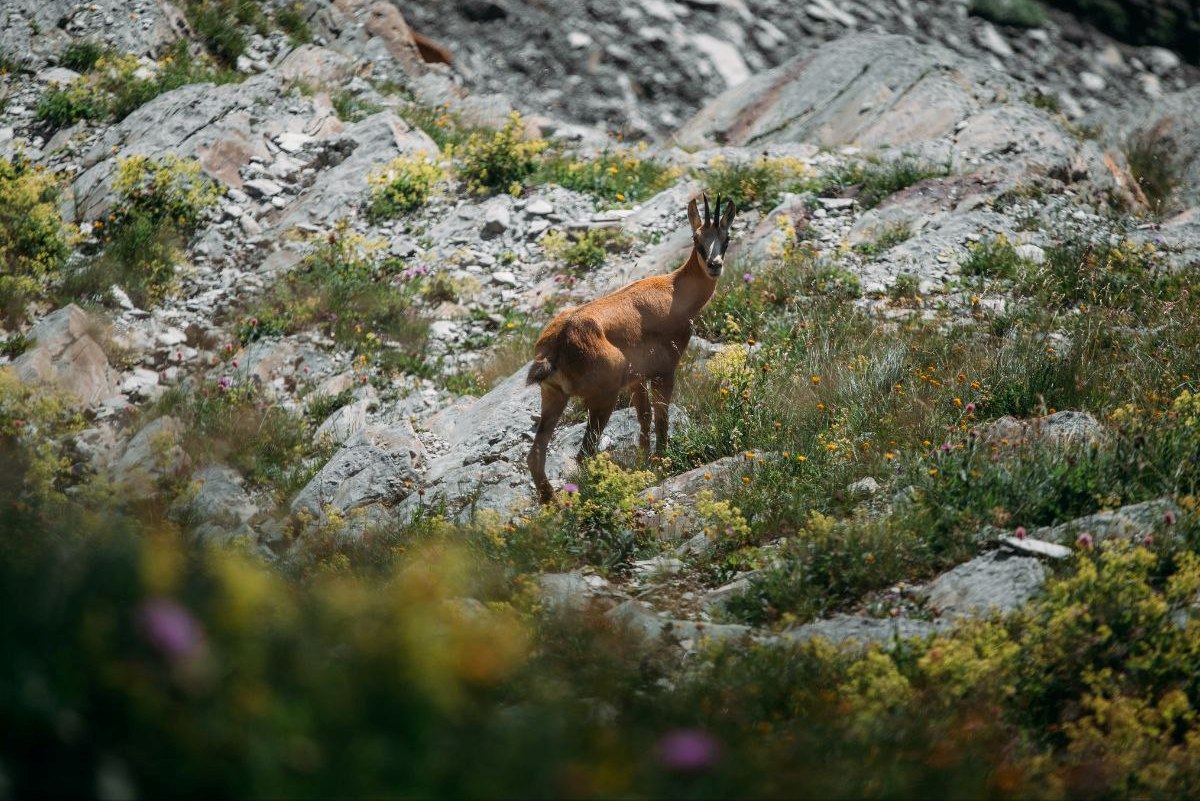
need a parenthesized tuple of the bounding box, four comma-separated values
(631, 381, 651, 454)
(529, 384, 569, 504)
(578, 397, 618, 461)
(651, 374, 675, 454)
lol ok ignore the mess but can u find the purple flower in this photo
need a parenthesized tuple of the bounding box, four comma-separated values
(1076, 531, 1094, 548)
(1165, 510, 1177, 526)
(138, 598, 204, 662)
(940, 442, 951, 452)
(217, 375, 232, 391)
(657, 728, 720, 772)
(561, 483, 579, 494)
(742, 272, 754, 284)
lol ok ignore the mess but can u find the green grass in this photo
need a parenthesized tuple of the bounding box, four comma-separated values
(331, 89, 383, 123)
(59, 40, 107, 72)
(538, 145, 680, 206)
(854, 224, 911, 258)
(969, 0, 1048, 28)
(699, 155, 819, 211)
(822, 158, 949, 209)
(1124, 122, 1181, 214)
(274, 2, 311, 45)
(235, 225, 433, 379)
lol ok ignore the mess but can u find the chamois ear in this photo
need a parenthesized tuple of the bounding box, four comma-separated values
(687, 197, 702, 231)
(719, 198, 737, 231)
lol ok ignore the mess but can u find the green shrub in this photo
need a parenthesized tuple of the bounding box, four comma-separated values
(35, 81, 107, 127)
(854, 224, 911, 258)
(366, 153, 445, 220)
(331, 89, 383, 123)
(239, 224, 431, 378)
(538, 144, 680, 206)
(0, 367, 84, 506)
(823, 158, 949, 209)
(700, 154, 818, 210)
(62, 155, 220, 307)
(969, 0, 1048, 28)
(35, 44, 236, 129)
(1124, 121, 1180, 214)
(541, 226, 635, 273)
(0, 158, 71, 324)
(454, 112, 547, 195)
(59, 40, 107, 72)
(185, 0, 265, 65)
(275, 2, 311, 45)
(959, 233, 1031, 281)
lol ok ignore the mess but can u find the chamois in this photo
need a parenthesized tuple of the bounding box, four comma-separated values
(526, 193, 737, 503)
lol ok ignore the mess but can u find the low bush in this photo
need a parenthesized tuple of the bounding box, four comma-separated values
(59, 39, 107, 72)
(0, 157, 71, 324)
(822, 157, 949, 209)
(700, 154, 817, 211)
(366, 153, 445, 220)
(539, 143, 680, 206)
(541, 226, 635, 273)
(237, 224, 431, 379)
(61, 155, 221, 307)
(454, 112, 547, 195)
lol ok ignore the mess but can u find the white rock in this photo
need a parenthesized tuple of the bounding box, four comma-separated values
(1014, 243, 1045, 264)
(976, 23, 1013, 59)
(693, 33, 751, 88)
(846, 476, 880, 497)
(526, 198, 554, 216)
(276, 132, 313, 153)
(483, 203, 511, 234)
(243, 178, 283, 199)
(491, 270, 518, 286)
(567, 31, 593, 48)
(1079, 71, 1106, 92)
(999, 536, 1071, 560)
(37, 67, 81, 84)
(1143, 47, 1180, 75)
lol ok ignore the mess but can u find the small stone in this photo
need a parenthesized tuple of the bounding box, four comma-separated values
(483, 203, 511, 234)
(1014, 243, 1045, 264)
(526, 198, 554, 216)
(491, 270, 518, 286)
(976, 23, 1013, 59)
(567, 31, 593, 48)
(155, 327, 187, 347)
(846, 476, 880, 497)
(240, 215, 263, 236)
(1143, 46, 1180, 75)
(243, 178, 283, 199)
(1079, 71, 1106, 92)
(999, 536, 1071, 560)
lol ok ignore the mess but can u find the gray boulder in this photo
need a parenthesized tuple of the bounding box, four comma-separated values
(13, 304, 121, 406)
(676, 34, 1011, 150)
(607, 600, 753, 646)
(1031, 498, 1182, 546)
(173, 465, 260, 542)
(113, 416, 189, 499)
(920, 551, 1047, 621)
(292, 423, 425, 518)
(779, 614, 944, 649)
(978, 410, 1105, 449)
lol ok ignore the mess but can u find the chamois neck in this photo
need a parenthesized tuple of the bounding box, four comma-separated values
(673, 248, 718, 315)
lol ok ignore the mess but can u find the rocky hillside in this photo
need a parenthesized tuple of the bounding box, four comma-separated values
(4, 1, 1200, 797)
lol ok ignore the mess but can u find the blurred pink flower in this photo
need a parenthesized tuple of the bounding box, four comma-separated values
(1076, 531, 1094, 548)
(561, 483, 579, 494)
(1015, 526, 1026, 540)
(657, 728, 720, 772)
(1165, 510, 1177, 526)
(138, 598, 204, 662)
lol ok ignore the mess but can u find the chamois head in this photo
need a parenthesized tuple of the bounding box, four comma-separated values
(687, 193, 736, 278)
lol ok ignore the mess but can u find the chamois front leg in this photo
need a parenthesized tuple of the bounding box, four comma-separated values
(651, 374, 675, 454)
(578, 398, 617, 461)
(529, 385, 569, 504)
(631, 382, 652, 454)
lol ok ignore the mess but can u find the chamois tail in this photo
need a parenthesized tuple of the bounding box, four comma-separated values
(526, 344, 557, 385)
